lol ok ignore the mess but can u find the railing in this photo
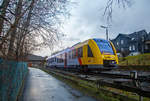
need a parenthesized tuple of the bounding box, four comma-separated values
(0, 58, 28, 101)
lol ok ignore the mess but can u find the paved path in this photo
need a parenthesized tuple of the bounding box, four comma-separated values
(20, 68, 98, 101)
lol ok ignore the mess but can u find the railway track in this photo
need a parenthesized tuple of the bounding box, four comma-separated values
(45, 67, 150, 98)
(91, 71, 150, 82)
(48, 67, 150, 82)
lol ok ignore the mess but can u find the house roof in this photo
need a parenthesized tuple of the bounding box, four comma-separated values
(112, 33, 130, 41)
(129, 30, 147, 37)
(112, 29, 148, 41)
(27, 54, 45, 61)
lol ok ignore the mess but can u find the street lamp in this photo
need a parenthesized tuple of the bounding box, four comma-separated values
(101, 25, 108, 40)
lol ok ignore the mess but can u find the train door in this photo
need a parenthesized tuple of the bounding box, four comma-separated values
(87, 45, 94, 64)
(64, 53, 67, 68)
(82, 45, 87, 64)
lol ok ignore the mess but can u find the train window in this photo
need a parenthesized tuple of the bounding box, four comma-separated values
(74, 49, 77, 58)
(73, 50, 75, 59)
(54, 57, 56, 62)
(72, 49, 76, 59)
(76, 49, 78, 57)
(62, 54, 64, 59)
(56, 58, 58, 63)
(62, 54, 65, 60)
(69, 51, 72, 59)
(58, 58, 60, 63)
(60, 54, 63, 63)
(59, 58, 60, 63)
(58, 58, 61, 63)
(54, 58, 56, 62)
(56, 57, 57, 62)
(88, 45, 93, 57)
(78, 47, 83, 57)
(72, 51, 73, 59)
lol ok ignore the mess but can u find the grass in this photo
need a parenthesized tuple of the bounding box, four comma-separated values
(118, 53, 150, 71)
(39, 67, 150, 101)
(104, 87, 150, 101)
(119, 53, 150, 66)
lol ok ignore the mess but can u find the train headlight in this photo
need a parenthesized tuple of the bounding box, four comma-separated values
(112, 61, 116, 64)
(102, 55, 104, 58)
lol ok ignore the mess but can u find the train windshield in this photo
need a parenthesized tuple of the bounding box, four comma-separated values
(94, 39, 114, 55)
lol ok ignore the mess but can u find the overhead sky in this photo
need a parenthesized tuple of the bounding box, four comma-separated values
(35, 0, 150, 56)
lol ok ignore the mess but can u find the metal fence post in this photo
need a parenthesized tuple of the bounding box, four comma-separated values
(139, 95, 143, 101)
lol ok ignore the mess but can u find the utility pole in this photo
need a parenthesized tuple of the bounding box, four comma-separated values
(101, 25, 109, 40)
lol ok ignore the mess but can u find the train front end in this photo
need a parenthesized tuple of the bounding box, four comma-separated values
(92, 39, 118, 67)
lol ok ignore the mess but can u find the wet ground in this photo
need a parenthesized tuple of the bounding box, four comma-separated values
(20, 68, 98, 101)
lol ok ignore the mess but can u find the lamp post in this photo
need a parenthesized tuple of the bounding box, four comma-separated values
(101, 25, 108, 40)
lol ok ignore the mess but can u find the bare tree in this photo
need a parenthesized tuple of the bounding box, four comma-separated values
(104, 0, 132, 22)
(0, 0, 10, 36)
(0, 0, 70, 60)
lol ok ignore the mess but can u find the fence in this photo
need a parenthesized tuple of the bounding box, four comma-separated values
(0, 58, 28, 101)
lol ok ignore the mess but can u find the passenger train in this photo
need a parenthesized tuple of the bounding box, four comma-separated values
(47, 38, 118, 70)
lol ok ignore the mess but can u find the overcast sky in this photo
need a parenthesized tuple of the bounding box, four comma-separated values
(35, 0, 150, 56)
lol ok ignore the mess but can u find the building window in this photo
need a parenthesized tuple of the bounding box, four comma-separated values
(131, 38, 135, 40)
(129, 46, 132, 51)
(121, 40, 124, 44)
(117, 42, 119, 46)
(88, 45, 93, 57)
(133, 45, 135, 51)
(145, 45, 148, 50)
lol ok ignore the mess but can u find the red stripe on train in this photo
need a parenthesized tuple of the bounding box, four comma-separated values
(78, 58, 82, 65)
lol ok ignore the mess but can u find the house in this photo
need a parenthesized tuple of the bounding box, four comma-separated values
(111, 30, 150, 56)
(26, 54, 45, 67)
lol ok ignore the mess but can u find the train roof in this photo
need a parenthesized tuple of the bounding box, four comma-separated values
(47, 38, 108, 59)
(47, 48, 70, 59)
(72, 38, 109, 48)
(72, 40, 89, 49)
